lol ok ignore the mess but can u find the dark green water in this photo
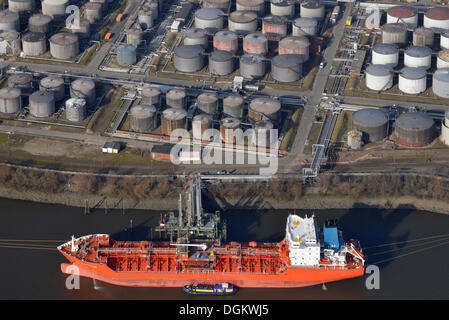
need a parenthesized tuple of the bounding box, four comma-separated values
(0, 197, 448, 299)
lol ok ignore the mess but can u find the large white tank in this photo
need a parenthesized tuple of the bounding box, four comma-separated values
(441, 110, 449, 146)
(365, 64, 393, 91)
(441, 32, 449, 50)
(386, 6, 418, 29)
(437, 50, 449, 69)
(398, 67, 427, 95)
(404, 46, 432, 69)
(433, 68, 449, 98)
(372, 43, 399, 67)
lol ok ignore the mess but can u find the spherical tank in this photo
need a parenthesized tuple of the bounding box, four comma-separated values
(161, 108, 187, 136)
(398, 67, 427, 95)
(395, 111, 435, 146)
(65, 98, 87, 122)
(0, 30, 21, 55)
(8, 0, 35, 13)
(270, 0, 295, 18)
(117, 44, 137, 67)
(223, 94, 244, 118)
(197, 91, 218, 114)
(292, 17, 318, 36)
(372, 43, 399, 67)
(248, 97, 281, 122)
(441, 32, 449, 50)
(39, 76, 65, 101)
(228, 11, 258, 35)
(386, 5, 418, 29)
(209, 50, 235, 76)
(194, 8, 224, 31)
(138, 9, 154, 29)
(0, 10, 19, 31)
(166, 88, 187, 109)
(352, 108, 389, 142)
(271, 54, 303, 83)
(49, 32, 79, 60)
(220, 117, 241, 143)
(141, 86, 161, 107)
(433, 68, 449, 98)
(278, 36, 309, 62)
(41, 0, 68, 19)
(8, 74, 33, 94)
(29, 90, 55, 118)
(381, 23, 408, 45)
(437, 50, 449, 69)
(236, 0, 265, 16)
(365, 64, 393, 91)
(243, 33, 268, 56)
(262, 15, 287, 38)
(129, 104, 157, 132)
(174, 45, 205, 72)
(202, 0, 230, 11)
(192, 113, 212, 140)
(126, 28, 143, 47)
(240, 53, 266, 79)
(28, 14, 52, 34)
(424, 7, 449, 31)
(70, 79, 96, 105)
(0, 87, 21, 114)
(413, 28, 434, 47)
(213, 30, 238, 52)
(404, 46, 432, 69)
(84, 2, 103, 23)
(300, 1, 325, 21)
(22, 31, 47, 56)
(184, 28, 208, 48)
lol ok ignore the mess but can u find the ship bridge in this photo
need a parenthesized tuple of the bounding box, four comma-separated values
(286, 215, 320, 266)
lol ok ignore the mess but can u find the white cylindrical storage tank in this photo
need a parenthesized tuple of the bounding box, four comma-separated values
(386, 5, 418, 29)
(22, 32, 47, 56)
(138, 9, 154, 30)
(278, 36, 309, 62)
(213, 30, 238, 52)
(404, 46, 432, 70)
(223, 94, 244, 118)
(166, 88, 187, 109)
(365, 64, 393, 91)
(437, 50, 449, 69)
(65, 98, 87, 122)
(184, 28, 208, 48)
(433, 68, 449, 98)
(236, 0, 265, 16)
(0, 30, 21, 55)
(243, 33, 268, 56)
(129, 104, 157, 132)
(192, 114, 212, 141)
(441, 110, 449, 146)
(424, 7, 449, 31)
(29, 90, 55, 118)
(441, 32, 449, 50)
(8, 74, 33, 94)
(8, 0, 35, 13)
(248, 97, 281, 122)
(398, 67, 427, 94)
(174, 45, 205, 72)
(292, 17, 318, 36)
(270, 0, 295, 18)
(300, 1, 325, 21)
(0, 10, 19, 32)
(117, 44, 137, 67)
(197, 91, 218, 114)
(381, 23, 408, 45)
(271, 54, 303, 83)
(84, 2, 103, 23)
(41, 0, 68, 19)
(0, 87, 22, 114)
(70, 79, 96, 105)
(209, 50, 235, 76)
(143, 1, 158, 20)
(39, 76, 65, 101)
(371, 43, 399, 67)
(194, 8, 224, 31)
(203, 0, 230, 10)
(228, 11, 258, 35)
(126, 28, 142, 48)
(220, 117, 241, 143)
(141, 86, 161, 107)
(28, 14, 52, 34)
(49, 32, 79, 60)
(240, 53, 266, 79)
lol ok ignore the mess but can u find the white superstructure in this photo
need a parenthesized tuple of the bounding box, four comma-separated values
(285, 215, 320, 266)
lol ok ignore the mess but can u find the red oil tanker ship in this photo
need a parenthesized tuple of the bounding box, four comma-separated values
(58, 215, 365, 288)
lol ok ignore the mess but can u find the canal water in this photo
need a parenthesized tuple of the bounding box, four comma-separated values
(0, 197, 448, 300)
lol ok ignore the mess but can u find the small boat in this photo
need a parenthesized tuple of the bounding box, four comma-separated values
(183, 283, 237, 296)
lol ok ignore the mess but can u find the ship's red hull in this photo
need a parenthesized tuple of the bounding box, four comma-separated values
(60, 251, 364, 288)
